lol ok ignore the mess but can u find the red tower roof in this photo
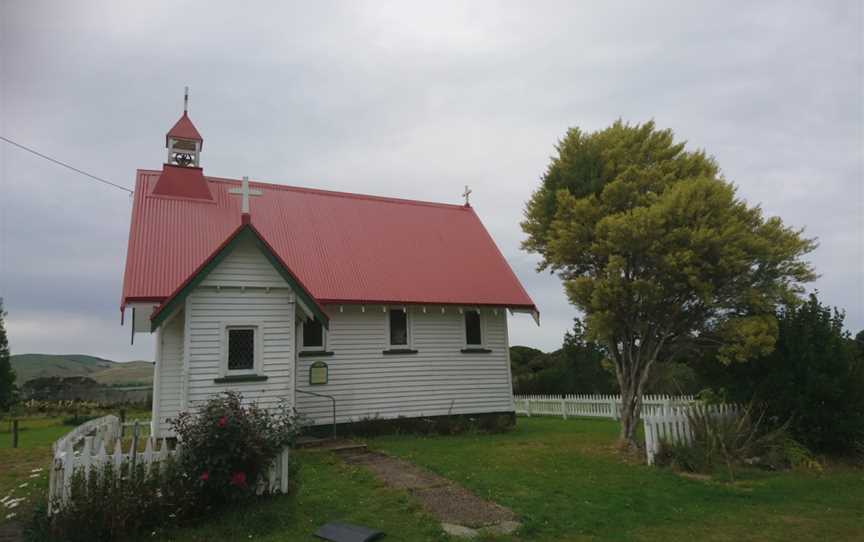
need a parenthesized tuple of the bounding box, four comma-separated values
(165, 112, 203, 147)
(151, 164, 213, 201)
(121, 171, 537, 318)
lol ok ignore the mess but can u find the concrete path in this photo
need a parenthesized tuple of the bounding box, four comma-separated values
(340, 449, 520, 539)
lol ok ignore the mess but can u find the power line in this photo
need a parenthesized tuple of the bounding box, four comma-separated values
(0, 135, 133, 194)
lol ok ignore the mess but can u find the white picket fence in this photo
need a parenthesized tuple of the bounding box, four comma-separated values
(48, 415, 290, 512)
(513, 394, 695, 420)
(642, 403, 739, 465)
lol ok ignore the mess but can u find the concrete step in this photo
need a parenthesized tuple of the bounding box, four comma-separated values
(297, 437, 368, 455)
(296, 436, 328, 449)
(327, 443, 369, 455)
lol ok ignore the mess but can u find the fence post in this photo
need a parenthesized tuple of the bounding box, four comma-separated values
(526, 398, 531, 417)
(560, 396, 567, 420)
(12, 419, 18, 448)
(280, 448, 290, 493)
(119, 409, 126, 438)
(130, 420, 140, 474)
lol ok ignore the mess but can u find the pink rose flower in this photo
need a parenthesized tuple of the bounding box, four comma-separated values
(199, 471, 209, 482)
(229, 471, 247, 487)
(217, 416, 227, 428)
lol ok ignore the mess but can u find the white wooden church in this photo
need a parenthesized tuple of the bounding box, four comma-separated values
(121, 99, 538, 437)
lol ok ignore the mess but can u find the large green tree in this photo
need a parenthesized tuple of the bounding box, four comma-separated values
(522, 120, 816, 449)
(0, 299, 16, 410)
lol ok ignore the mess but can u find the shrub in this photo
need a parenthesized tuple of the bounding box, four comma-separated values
(655, 404, 805, 480)
(170, 391, 301, 506)
(692, 294, 864, 454)
(33, 457, 195, 542)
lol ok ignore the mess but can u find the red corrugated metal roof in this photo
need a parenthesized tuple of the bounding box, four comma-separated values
(166, 113, 203, 146)
(121, 170, 536, 314)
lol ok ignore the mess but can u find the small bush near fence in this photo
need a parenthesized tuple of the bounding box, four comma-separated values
(33, 392, 301, 542)
(30, 457, 195, 542)
(653, 404, 818, 480)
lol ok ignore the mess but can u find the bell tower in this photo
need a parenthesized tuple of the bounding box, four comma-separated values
(165, 87, 203, 168)
(151, 88, 212, 201)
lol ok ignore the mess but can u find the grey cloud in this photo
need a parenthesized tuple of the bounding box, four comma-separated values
(1, 0, 861, 362)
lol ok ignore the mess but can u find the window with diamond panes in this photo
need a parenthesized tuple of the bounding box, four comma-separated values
(228, 328, 255, 371)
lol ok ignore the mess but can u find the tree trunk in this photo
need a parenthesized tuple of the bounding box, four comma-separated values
(617, 371, 643, 451)
(612, 336, 662, 452)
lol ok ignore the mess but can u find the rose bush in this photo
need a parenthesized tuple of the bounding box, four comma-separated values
(31, 392, 302, 541)
(171, 391, 301, 506)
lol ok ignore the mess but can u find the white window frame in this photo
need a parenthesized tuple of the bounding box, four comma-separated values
(386, 307, 413, 349)
(301, 317, 327, 352)
(221, 321, 264, 376)
(462, 309, 487, 349)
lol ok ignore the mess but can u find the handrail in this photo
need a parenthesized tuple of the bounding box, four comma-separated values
(295, 388, 337, 439)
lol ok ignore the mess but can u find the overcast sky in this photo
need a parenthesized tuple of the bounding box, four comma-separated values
(0, 1, 861, 362)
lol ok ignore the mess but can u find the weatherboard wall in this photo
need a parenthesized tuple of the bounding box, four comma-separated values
(185, 237, 296, 414)
(295, 306, 515, 425)
(152, 237, 299, 437)
(151, 234, 516, 435)
(155, 311, 184, 435)
(184, 288, 295, 409)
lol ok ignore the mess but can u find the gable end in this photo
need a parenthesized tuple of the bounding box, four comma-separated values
(150, 225, 329, 331)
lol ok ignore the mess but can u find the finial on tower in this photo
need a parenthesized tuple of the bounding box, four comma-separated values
(165, 89, 203, 168)
(462, 185, 472, 206)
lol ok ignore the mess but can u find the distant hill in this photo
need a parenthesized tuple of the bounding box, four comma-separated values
(91, 361, 154, 386)
(10, 354, 154, 387)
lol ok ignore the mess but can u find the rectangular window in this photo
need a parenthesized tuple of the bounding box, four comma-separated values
(465, 311, 482, 345)
(389, 309, 408, 346)
(227, 328, 255, 371)
(302, 318, 324, 350)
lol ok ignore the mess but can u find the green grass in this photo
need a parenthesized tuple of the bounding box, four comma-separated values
(148, 451, 446, 542)
(4, 416, 863, 541)
(0, 417, 64, 526)
(369, 417, 864, 541)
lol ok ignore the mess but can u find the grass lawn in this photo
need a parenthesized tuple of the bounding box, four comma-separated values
(3, 416, 863, 541)
(152, 451, 446, 542)
(371, 417, 864, 541)
(1, 417, 67, 526)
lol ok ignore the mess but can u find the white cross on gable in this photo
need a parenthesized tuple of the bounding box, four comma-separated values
(228, 176, 263, 213)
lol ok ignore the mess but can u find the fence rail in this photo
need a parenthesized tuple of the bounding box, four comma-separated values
(513, 394, 695, 420)
(48, 415, 290, 513)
